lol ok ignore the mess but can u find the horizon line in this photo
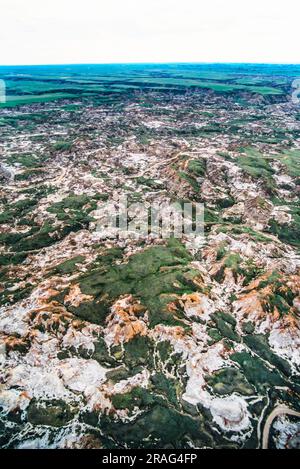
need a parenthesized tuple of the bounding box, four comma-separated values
(1, 61, 300, 67)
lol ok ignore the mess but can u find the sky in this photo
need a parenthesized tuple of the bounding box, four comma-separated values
(0, 0, 299, 65)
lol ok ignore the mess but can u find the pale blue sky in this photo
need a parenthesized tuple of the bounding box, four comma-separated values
(1, 0, 299, 65)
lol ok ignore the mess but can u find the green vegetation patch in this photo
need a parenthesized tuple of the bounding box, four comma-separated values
(45, 193, 104, 234)
(47, 193, 96, 216)
(236, 147, 275, 193)
(111, 386, 156, 411)
(59, 239, 199, 327)
(206, 368, 254, 396)
(275, 150, 300, 178)
(267, 209, 300, 248)
(6, 152, 46, 168)
(231, 351, 286, 392)
(100, 403, 209, 449)
(52, 140, 74, 152)
(177, 158, 206, 193)
(243, 334, 291, 376)
(212, 252, 263, 285)
(51, 255, 85, 275)
(26, 399, 77, 427)
(187, 159, 207, 178)
(0, 198, 38, 224)
(210, 311, 240, 342)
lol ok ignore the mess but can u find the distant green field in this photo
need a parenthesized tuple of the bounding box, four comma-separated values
(0, 63, 298, 107)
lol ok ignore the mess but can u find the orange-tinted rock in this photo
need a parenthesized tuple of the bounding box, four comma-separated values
(105, 295, 148, 345)
(64, 284, 93, 307)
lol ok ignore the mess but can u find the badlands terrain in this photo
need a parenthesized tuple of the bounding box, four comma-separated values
(0, 64, 299, 448)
